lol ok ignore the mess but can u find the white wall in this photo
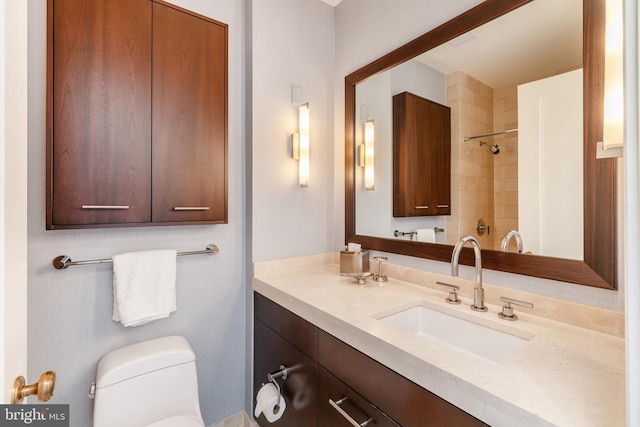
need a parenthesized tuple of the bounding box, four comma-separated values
(27, 1, 246, 425)
(334, 0, 624, 311)
(251, 0, 336, 262)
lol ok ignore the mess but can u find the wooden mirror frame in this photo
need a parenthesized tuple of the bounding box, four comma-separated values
(345, 0, 617, 290)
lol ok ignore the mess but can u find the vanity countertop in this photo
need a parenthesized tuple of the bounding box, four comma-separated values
(253, 262, 625, 427)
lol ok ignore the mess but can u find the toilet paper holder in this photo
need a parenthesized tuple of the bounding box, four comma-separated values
(262, 365, 290, 412)
(267, 365, 289, 383)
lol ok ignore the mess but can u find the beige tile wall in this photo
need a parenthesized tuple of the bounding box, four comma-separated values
(446, 71, 496, 249)
(492, 84, 519, 249)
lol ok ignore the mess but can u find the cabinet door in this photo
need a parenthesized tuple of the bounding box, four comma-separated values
(427, 98, 451, 215)
(393, 92, 451, 217)
(151, 2, 227, 224)
(48, 0, 152, 228)
(254, 319, 318, 427)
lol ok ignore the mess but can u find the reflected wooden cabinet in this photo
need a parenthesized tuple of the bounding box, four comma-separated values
(254, 293, 487, 427)
(46, 0, 227, 229)
(393, 91, 451, 217)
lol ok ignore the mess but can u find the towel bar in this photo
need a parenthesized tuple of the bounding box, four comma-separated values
(394, 227, 444, 238)
(52, 244, 220, 270)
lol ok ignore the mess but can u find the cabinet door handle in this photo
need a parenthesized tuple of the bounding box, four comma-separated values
(81, 205, 129, 210)
(414, 205, 429, 209)
(437, 204, 449, 208)
(173, 206, 210, 211)
(329, 397, 373, 427)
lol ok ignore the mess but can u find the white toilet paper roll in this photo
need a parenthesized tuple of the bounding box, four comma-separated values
(254, 383, 286, 423)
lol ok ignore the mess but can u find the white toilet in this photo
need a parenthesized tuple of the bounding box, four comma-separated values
(92, 335, 205, 427)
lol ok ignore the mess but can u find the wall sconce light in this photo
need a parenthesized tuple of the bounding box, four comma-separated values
(357, 119, 375, 191)
(599, 0, 624, 157)
(292, 103, 310, 187)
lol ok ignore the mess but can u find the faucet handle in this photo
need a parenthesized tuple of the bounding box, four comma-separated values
(498, 296, 533, 321)
(435, 281, 461, 305)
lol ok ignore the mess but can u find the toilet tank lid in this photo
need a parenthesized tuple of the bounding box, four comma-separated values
(95, 336, 196, 388)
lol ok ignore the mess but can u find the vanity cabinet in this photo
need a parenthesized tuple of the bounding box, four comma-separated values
(47, 0, 227, 229)
(393, 92, 451, 217)
(254, 293, 486, 427)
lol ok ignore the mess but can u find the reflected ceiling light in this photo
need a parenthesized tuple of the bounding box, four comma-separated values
(478, 140, 500, 155)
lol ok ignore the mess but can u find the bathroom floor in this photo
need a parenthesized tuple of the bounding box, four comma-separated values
(210, 411, 259, 427)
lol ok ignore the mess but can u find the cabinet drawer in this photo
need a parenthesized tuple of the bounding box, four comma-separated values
(254, 293, 317, 360)
(318, 330, 487, 427)
(319, 366, 400, 427)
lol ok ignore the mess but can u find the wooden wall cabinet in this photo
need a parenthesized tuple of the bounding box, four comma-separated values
(393, 92, 451, 217)
(46, 0, 227, 229)
(254, 293, 487, 427)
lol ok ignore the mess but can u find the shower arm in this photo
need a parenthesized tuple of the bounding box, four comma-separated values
(463, 128, 518, 141)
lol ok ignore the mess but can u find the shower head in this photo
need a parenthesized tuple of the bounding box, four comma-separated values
(478, 140, 500, 155)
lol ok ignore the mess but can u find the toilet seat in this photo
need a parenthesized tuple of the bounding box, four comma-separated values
(146, 415, 205, 427)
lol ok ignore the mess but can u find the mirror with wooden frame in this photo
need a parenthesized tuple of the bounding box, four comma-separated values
(345, 0, 617, 290)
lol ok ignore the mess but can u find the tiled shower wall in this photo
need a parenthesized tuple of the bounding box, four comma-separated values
(492, 85, 519, 249)
(446, 72, 520, 251)
(446, 71, 496, 249)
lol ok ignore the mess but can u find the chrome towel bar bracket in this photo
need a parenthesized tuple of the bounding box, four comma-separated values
(52, 244, 220, 270)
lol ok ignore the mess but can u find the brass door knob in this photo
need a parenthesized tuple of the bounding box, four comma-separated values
(11, 371, 56, 404)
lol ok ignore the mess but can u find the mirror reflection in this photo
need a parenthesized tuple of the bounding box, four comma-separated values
(354, 0, 584, 259)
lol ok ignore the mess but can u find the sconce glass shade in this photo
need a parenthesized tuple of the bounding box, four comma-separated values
(602, 0, 623, 149)
(298, 103, 310, 187)
(364, 120, 375, 191)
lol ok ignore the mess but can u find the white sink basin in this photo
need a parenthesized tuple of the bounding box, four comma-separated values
(377, 304, 530, 364)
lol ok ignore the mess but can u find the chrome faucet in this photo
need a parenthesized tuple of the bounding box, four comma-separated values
(500, 230, 523, 253)
(451, 236, 487, 312)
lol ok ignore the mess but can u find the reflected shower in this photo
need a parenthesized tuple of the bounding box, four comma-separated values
(479, 140, 500, 155)
(463, 128, 518, 156)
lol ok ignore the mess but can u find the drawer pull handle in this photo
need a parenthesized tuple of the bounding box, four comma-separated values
(414, 205, 429, 209)
(329, 397, 373, 427)
(437, 204, 449, 208)
(81, 205, 129, 210)
(173, 206, 210, 211)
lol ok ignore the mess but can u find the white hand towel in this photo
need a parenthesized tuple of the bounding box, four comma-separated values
(112, 249, 177, 327)
(416, 228, 436, 243)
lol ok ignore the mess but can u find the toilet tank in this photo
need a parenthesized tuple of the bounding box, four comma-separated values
(93, 336, 204, 427)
